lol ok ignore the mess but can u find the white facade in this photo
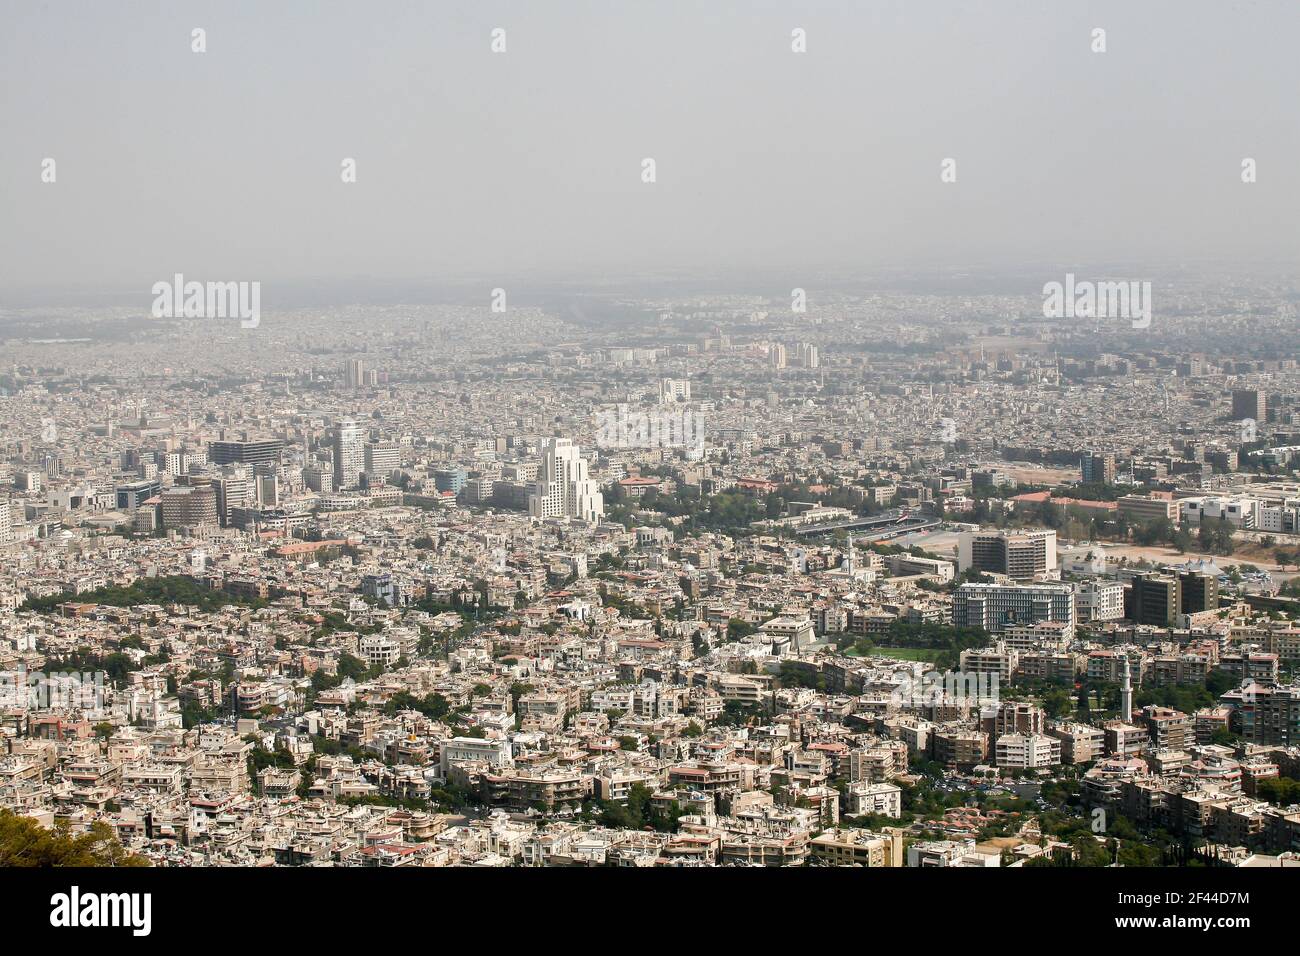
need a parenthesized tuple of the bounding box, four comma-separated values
(528, 438, 604, 524)
(331, 419, 365, 490)
(359, 633, 401, 668)
(363, 441, 401, 478)
(1257, 500, 1300, 534)
(845, 781, 902, 818)
(995, 733, 1062, 769)
(1178, 495, 1256, 529)
(659, 378, 691, 403)
(952, 582, 1075, 634)
(439, 737, 513, 775)
(1075, 580, 1125, 622)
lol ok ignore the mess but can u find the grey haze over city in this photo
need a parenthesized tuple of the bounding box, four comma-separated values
(2, 0, 1299, 306)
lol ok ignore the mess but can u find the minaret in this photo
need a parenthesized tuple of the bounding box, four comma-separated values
(1120, 655, 1133, 723)
(845, 533, 856, 578)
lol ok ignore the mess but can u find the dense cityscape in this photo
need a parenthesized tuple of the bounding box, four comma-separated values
(3, 4, 1295, 940)
(3, 276, 1300, 870)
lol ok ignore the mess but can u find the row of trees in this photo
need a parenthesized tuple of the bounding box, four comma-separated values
(21, 574, 267, 613)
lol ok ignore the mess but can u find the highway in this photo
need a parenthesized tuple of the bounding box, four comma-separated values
(791, 509, 942, 539)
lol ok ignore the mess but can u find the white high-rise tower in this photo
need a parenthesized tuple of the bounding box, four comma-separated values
(528, 438, 604, 524)
(331, 419, 365, 490)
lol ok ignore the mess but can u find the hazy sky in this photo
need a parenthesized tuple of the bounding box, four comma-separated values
(2, 0, 1298, 298)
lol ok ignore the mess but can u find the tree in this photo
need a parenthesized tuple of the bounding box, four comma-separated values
(0, 811, 147, 867)
(727, 619, 757, 640)
(1257, 777, 1300, 806)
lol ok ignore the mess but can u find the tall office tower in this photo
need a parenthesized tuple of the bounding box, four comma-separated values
(209, 438, 285, 467)
(364, 440, 402, 479)
(1128, 572, 1181, 627)
(257, 473, 280, 508)
(1178, 570, 1219, 614)
(0, 496, 12, 544)
(1120, 656, 1133, 724)
(951, 582, 1076, 634)
(1080, 451, 1116, 485)
(331, 419, 364, 490)
(1232, 388, 1267, 423)
(769, 343, 787, 370)
(1075, 580, 1126, 622)
(345, 358, 365, 389)
(957, 529, 1058, 581)
(796, 343, 820, 369)
(528, 438, 605, 524)
(659, 378, 691, 403)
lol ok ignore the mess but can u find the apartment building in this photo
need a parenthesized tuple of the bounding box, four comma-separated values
(1046, 722, 1106, 764)
(996, 733, 1061, 769)
(809, 827, 904, 867)
(1222, 684, 1300, 747)
(1141, 706, 1194, 751)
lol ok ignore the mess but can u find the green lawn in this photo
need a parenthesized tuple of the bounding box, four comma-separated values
(862, 646, 945, 662)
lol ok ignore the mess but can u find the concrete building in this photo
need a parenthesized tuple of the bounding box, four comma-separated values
(528, 438, 604, 524)
(1232, 388, 1267, 423)
(996, 733, 1061, 769)
(952, 582, 1075, 634)
(957, 529, 1057, 581)
(331, 419, 365, 491)
(159, 485, 218, 528)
